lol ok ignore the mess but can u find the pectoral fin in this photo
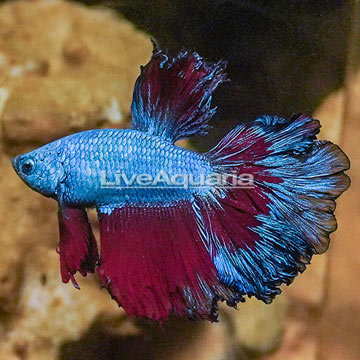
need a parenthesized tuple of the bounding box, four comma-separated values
(57, 207, 99, 289)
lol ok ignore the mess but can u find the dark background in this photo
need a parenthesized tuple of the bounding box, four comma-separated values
(76, 0, 354, 149)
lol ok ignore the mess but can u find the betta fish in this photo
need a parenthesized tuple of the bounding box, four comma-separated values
(12, 47, 350, 321)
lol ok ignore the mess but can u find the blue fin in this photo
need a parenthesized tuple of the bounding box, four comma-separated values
(131, 48, 227, 143)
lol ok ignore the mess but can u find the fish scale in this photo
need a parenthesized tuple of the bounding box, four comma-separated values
(59, 128, 213, 207)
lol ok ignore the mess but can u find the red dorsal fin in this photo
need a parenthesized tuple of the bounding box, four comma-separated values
(131, 48, 227, 143)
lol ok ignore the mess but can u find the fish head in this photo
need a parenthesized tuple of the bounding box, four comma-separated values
(12, 139, 65, 198)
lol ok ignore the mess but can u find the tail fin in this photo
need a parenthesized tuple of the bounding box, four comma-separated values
(199, 114, 350, 302)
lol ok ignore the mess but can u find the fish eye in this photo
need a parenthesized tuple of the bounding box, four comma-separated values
(21, 159, 35, 175)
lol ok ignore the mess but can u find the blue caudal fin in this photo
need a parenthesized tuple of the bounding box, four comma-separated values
(131, 47, 227, 143)
(195, 114, 350, 303)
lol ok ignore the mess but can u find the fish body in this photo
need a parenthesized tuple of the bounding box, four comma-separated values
(15, 129, 212, 208)
(12, 47, 350, 321)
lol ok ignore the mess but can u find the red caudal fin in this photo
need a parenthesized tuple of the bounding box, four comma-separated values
(202, 114, 350, 302)
(97, 204, 240, 321)
(131, 47, 227, 142)
(57, 207, 99, 289)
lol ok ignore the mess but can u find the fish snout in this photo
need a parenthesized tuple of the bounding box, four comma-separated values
(12, 155, 21, 173)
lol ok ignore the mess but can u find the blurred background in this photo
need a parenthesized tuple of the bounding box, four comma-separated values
(0, 0, 359, 359)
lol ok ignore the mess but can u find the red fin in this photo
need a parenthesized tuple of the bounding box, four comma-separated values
(97, 203, 238, 321)
(57, 207, 99, 288)
(131, 49, 227, 142)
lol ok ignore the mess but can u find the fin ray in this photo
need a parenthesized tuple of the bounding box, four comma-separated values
(202, 114, 350, 302)
(131, 49, 227, 142)
(96, 202, 239, 321)
(57, 207, 99, 288)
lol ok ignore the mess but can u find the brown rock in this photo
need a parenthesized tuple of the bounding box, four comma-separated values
(263, 317, 317, 360)
(223, 296, 288, 356)
(0, 0, 152, 151)
(0, 152, 57, 314)
(318, 70, 360, 360)
(314, 90, 344, 143)
(164, 320, 235, 360)
(0, 246, 122, 360)
(285, 255, 328, 309)
(0, 243, 22, 315)
(0, 153, 58, 250)
(3, 76, 112, 144)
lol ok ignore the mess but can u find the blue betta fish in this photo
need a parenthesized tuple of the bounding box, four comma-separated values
(12, 48, 350, 321)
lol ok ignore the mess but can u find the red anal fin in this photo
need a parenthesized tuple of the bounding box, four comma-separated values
(57, 207, 99, 289)
(97, 203, 234, 321)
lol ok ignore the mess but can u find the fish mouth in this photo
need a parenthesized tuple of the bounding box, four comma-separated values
(12, 155, 20, 173)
